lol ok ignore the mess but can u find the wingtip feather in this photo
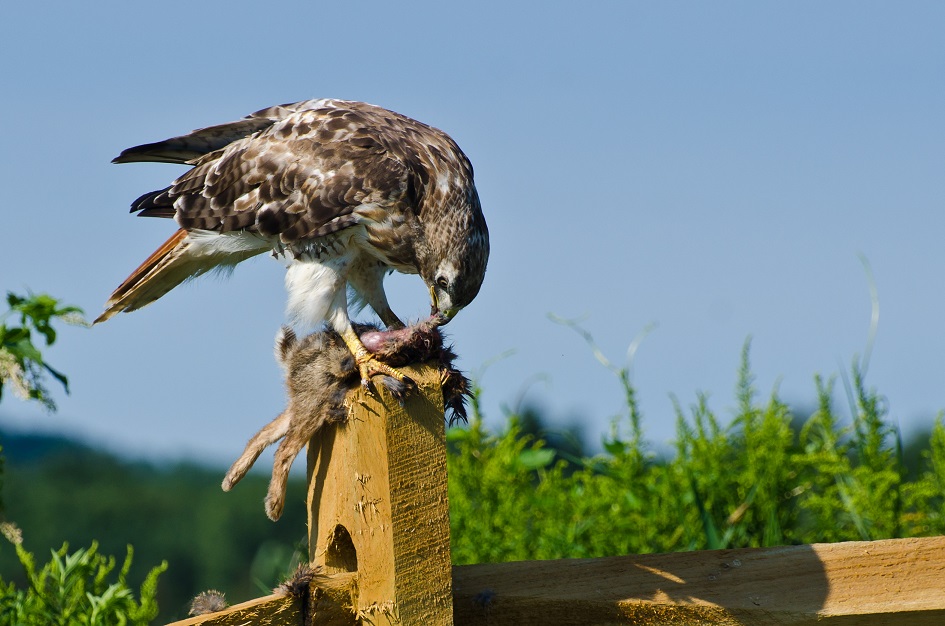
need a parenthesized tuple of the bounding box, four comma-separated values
(112, 143, 195, 165)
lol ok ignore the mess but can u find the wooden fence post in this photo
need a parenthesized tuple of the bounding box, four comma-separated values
(306, 363, 453, 625)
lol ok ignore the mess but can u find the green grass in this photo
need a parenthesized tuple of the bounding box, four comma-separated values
(0, 536, 165, 626)
(448, 340, 945, 564)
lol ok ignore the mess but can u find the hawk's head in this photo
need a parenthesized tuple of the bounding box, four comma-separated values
(420, 201, 489, 322)
(426, 257, 483, 321)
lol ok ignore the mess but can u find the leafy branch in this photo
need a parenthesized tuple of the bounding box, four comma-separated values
(0, 292, 86, 412)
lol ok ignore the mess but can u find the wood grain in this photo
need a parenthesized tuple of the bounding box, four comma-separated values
(165, 571, 356, 625)
(164, 593, 300, 626)
(166, 536, 945, 624)
(306, 363, 453, 625)
(452, 536, 945, 625)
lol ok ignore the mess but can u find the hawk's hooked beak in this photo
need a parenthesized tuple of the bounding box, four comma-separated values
(429, 285, 458, 323)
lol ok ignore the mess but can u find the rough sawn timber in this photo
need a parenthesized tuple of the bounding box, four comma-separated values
(167, 536, 945, 625)
(307, 362, 453, 625)
(452, 535, 945, 625)
(164, 571, 356, 626)
(164, 593, 301, 626)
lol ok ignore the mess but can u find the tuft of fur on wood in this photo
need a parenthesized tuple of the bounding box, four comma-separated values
(222, 315, 471, 521)
(273, 563, 330, 626)
(274, 563, 321, 598)
(188, 590, 228, 616)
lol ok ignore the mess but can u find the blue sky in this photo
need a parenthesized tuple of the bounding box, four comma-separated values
(2, 2, 944, 464)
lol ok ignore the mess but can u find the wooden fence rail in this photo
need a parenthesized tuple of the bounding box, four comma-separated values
(168, 364, 945, 625)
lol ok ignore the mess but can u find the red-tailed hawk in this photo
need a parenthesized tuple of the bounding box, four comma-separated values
(96, 99, 489, 383)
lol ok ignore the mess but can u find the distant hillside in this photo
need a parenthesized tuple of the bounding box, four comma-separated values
(1, 428, 110, 465)
(0, 428, 308, 624)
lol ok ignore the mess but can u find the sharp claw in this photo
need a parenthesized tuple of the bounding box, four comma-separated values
(341, 324, 415, 397)
(354, 352, 413, 398)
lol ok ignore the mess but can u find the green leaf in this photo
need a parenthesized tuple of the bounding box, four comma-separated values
(10, 338, 43, 364)
(446, 427, 470, 443)
(602, 438, 628, 457)
(690, 475, 723, 550)
(41, 363, 69, 395)
(518, 448, 555, 470)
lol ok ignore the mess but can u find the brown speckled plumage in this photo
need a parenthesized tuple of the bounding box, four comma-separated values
(96, 99, 489, 346)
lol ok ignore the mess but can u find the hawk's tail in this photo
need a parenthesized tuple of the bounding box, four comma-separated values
(95, 228, 269, 324)
(95, 229, 201, 324)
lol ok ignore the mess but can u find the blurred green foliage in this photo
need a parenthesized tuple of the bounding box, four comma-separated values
(0, 290, 307, 623)
(0, 290, 86, 518)
(449, 341, 945, 563)
(0, 291, 167, 626)
(0, 438, 307, 623)
(0, 536, 165, 626)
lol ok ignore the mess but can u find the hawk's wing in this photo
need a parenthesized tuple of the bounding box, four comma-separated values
(112, 100, 333, 165)
(125, 100, 421, 242)
(97, 100, 424, 323)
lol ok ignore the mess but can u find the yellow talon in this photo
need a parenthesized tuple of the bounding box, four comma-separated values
(340, 326, 411, 389)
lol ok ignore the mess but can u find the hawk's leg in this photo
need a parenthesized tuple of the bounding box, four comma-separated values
(347, 260, 405, 330)
(340, 325, 414, 390)
(306, 257, 410, 389)
(375, 306, 405, 330)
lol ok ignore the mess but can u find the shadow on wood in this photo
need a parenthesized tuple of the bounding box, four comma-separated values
(452, 536, 945, 624)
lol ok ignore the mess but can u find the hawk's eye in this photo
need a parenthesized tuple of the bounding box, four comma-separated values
(436, 276, 449, 290)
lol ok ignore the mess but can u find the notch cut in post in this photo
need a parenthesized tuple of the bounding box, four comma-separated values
(307, 363, 453, 625)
